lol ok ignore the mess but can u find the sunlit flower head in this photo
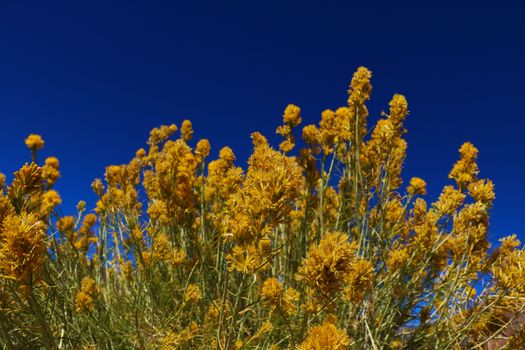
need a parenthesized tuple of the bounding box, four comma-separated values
(181, 119, 194, 141)
(196, 139, 211, 159)
(407, 177, 427, 195)
(25, 134, 45, 151)
(0, 213, 47, 293)
(298, 318, 350, 350)
(75, 277, 99, 312)
(282, 104, 302, 127)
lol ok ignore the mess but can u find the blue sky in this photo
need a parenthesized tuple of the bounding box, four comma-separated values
(0, 1, 524, 241)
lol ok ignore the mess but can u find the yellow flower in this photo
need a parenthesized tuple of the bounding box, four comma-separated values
(492, 239, 525, 293)
(407, 177, 427, 195)
(282, 287, 300, 315)
(298, 319, 350, 350)
(297, 232, 357, 296)
(75, 277, 99, 312)
(161, 331, 180, 349)
(388, 94, 409, 130)
(219, 146, 236, 164)
(226, 244, 260, 273)
(347, 66, 372, 105)
(147, 200, 169, 225)
(195, 139, 211, 159)
(25, 134, 45, 151)
(282, 104, 302, 127)
(181, 119, 194, 141)
(468, 179, 495, 207)
(56, 215, 75, 234)
(302, 124, 320, 146)
(184, 284, 202, 304)
(449, 142, 479, 190)
(390, 339, 403, 349)
(91, 178, 105, 196)
(0, 213, 47, 293)
(387, 247, 409, 272)
(344, 258, 374, 304)
(79, 213, 97, 233)
(151, 233, 172, 262)
(261, 277, 283, 306)
(435, 185, 465, 216)
(105, 165, 123, 186)
(135, 148, 147, 159)
(42, 156, 61, 185)
(40, 189, 62, 217)
(179, 322, 199, 343)
(279, 138, 295, 153)
(149, 124, 178, 145)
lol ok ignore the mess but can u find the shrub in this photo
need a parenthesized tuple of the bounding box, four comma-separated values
(0, 67, 523, 349)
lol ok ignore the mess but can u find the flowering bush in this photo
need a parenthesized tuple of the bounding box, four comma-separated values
(0, 67, 523, 349)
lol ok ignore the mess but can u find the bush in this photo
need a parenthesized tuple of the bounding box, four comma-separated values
(0, 67, 523, 349)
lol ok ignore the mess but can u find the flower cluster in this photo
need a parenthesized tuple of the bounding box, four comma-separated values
(0, 67, 522, 349)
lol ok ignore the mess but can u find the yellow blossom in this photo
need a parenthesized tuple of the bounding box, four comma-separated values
(344, 258, 374, 303)
(449, 142, 479, 190)
(347, 66, 372, 105)
(25, 134, 45, 151)
(184, 284, 202, 304)
(297, 232, 357, 296)
(282, 104, 302, 127)
(219, 146, 235, 164)
(0, 213, 47, 292)
(302, 124, 320, 146)
(196, 139, 211, 159)
(75, 277, 99, 312)
(298, 319, 350, 350)
(468, 179, 495, 207)
(407, 177, 427, 195)
(181, 119, 194, 141)
(387, 247, 409, 272)
(435, 185, 465, 216)
(261, 277, 283, 307)
(57, 216, 75, 234)
(135, 148, 147, 158)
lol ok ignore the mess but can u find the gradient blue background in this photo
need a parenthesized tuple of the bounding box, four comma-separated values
(0, 1, 523, 242)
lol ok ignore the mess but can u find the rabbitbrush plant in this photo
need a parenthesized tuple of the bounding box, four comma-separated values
(0, 67, 524, 349)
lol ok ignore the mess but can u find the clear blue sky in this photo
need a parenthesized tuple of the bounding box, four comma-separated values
(0, 1, 523, 241)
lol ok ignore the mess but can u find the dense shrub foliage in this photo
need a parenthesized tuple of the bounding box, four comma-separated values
(0, 67, 523, 349)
